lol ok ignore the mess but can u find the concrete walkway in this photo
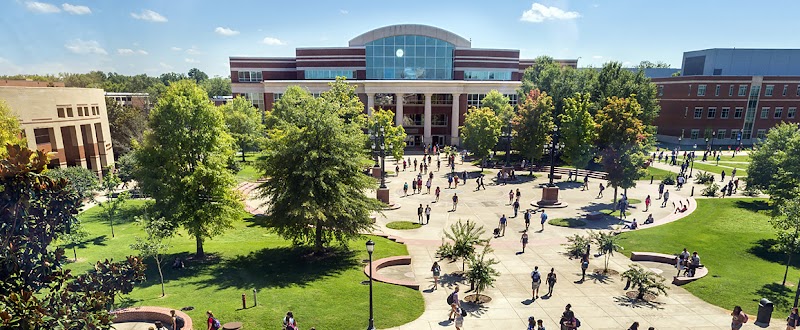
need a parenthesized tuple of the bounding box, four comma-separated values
(241, 153, 781, 330)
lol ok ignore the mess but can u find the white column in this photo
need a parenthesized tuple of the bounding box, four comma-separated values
(395, 93, 404, 127)
(423, 93, 432, 145)
(366, 93, 375, 117)
(451, 93, 460, 146)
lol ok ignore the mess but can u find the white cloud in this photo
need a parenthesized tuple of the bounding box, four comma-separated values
(117, 48, 148, 55)
(261, 37, 286, 46)
(170, 46, 182, 51)
(62, 3, 91, 15)
(592, 55, 603, 59)
(26, 1, 61, 13)
(186, 46, 201, 55)
(214, 27, 240, 36)
(159, 62, 173, 69)
(340, 9, 348, 14)
(185, 58, 199, 64)
(64, 39, 107, 55)
(520, 3, 580, 23)
(131, 9, 167, 22)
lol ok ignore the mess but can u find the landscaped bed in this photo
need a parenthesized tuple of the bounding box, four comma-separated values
(386, 221, 422, 230)
(548, 218, 587, 228)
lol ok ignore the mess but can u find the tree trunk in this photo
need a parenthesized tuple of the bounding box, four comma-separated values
(241, 147, 246, 162)
(73, 247, 77, 262)
(109, 196, 115, 238)
(156, 256, 165, 297)
(462, 258, 466, 272)
(315, 219, 323, 252)
(613, 186, 618, 204)
(195, 236, 205, 258)
(784, 253, 793, 286)
(604, 254, 610, 271)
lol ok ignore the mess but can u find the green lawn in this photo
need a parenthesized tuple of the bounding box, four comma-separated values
(600, 209, 632, 217)
(548, 218, 586, 228)
(642, 166, 676, 181)
(65, 200, 424, 329)
(689, 161, 748, 177)
(234, 152, 265, 182)
(619, 198, 800, 315)
(386, 221, 422, 230)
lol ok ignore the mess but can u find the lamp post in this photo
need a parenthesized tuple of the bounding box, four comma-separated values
(547, 126, 559, 187)
(504, 120, 513, 168)
(710, 131, 716, 150)
(366, 240, 376, 330)
(372, 125, 391, 204)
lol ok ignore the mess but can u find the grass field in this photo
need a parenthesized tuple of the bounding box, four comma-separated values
(689, 161, 748, 177)
(642, 166, 676, 181)
(234, 152, 265, 182)
(600, 209, 632, 217)
(386, 221, 422, 230)
(619, 198, 800, 316)
(548, 218, 587, 228)
(65, 200, 424, 329)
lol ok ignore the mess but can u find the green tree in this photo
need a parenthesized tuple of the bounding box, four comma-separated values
(0, 100, 24, 158)
(595, 96, 650, 201)
(513, 90, 554, 168)
(256, 84, 382, 252)
(106, 97, 148, 157)
(461, 107, 502, 168)
(223, 96, 265, 162)
(319, 77, 367, 126)
(368, 108, 407, 160)
(134, 80, 241, 257)
(559, 93, 597, 169)
(46, 166, 99, 201)
(769, 198, 800, 286)
(520, 56, 596, 119)
(160, 72, 188, 86)
(116, 153, 138, 187)
(621, 264, 669, 301)
(187, 68, 209, 83)
(437, 220, 488, 271)
(201, 76, 232, 98)
(481, 90, 514, 123)
(98, 169, 124, 237)
(465, 242, 500, 299)
(638, 60, 672, 69)
(592, 231, 623, 272)
(563, 233, 591, 259)
(590, 62, 660, 134)
(747, 123, 800, 210)
(0, 145, 146, 329)
(62, 219, 88, 262)
(130, 214, 173, 297)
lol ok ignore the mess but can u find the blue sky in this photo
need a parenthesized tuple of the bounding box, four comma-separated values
(1, 0, 798, 77)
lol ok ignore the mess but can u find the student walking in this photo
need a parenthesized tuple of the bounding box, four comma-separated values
(546, 268, 557, 296)
(516, 188, 521, 200)
(454, 176, 459, 188)
(448, 286, 461, 321)
(499, 215, 508, 236)
(425, 205, 431, 224)
(580, 255, 589, 282)
(452, 193, 459, 211)
(448, 175, 453, 188)
(513, 199, 520, 217)
(730, 305, 747, 330)
(786, 307, 799, 330)
(658, 182, 665, 199)
(431, 261, 441, 290)
(582, 174, 589, 190)
(661, 190, 670, 207)
(644, 195, 651, 212)
(479, 176, 486, 190)
(508, 190, 514, 205)
(530, 266, 542, 299)
(721, 170, 726, 182)
(426, 179, 432, 194)
(412, 180, 418, 195)
(521, 232, 529, 253)
(540, 210, 548, 231)
(417, 204, 424, 224)
(597, 183, 605, 198)
(524, 210, 531, 230)
(403, 182, 408, 196)
(435, 186, 441, 202)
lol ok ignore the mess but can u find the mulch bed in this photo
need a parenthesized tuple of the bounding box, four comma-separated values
(463, 293, 492, 304)
(594, 268, 620, 276)
(625, 290, 657, 302)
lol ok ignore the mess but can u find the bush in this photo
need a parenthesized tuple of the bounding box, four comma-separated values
(661, 174, 675, 185)
(742, 181, 761, 197)
(436, 241, 456, 260)
(693, 171, 715, 184)
(702, 182, 720, 197)
(563, 234, 591, 259)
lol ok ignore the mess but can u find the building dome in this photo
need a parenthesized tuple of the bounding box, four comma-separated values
(349, 24, 471, 48)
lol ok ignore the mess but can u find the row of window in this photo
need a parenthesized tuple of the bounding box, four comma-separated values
(305, 69, 354, 80)
(238, 71, 263, 83)
(57, 105, 100, 118)
(463, 70, 513, 81)
(692, 106, 796, 119)
(686, 128, 768, 140)
(677, 83, 800, 97)
(402, 113, 448, 126)
(466, 93, 519, 108)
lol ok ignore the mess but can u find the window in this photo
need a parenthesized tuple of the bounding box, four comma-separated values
(242, 92, 264, 110)
(273, 93, 283, 101)
(734, 107, 743, 119)
(697, 84, 706, 96)
(403, 113, 423, 126)
(760, 107, 770, 119)
(403, 94, 425, 105)
(463, 70, 512, 81)
(431, 94, 453, 105)
(658, 85, 663, 96)
(721, 107, 730, 119)
(688, 84, 692, 96)
(690, 129, 700, 139)
(717, 129, 726, 139)
(797, 84, 800, 96)
(237, 71, 263, 83)
(304, 69, 354, 79)
(775, 107, 783, 119)
(467, 94, 485, 108)
(789, 107, 797, 119)
(756, 129, 767, 139)
(431, 114, 448, 126)
(738, 85, 748, 96)
(694, 107, 703, 119)
(715, 84, 720, 96)
(729, 85, 734, 96)
(783, 85, 789, 96)
(57, 107, 65, 118)
(66, 107, 74, 117)
(365, 35, 454, 80)
(33, 128, 50, 145)
(707, 107, 716, 119)
(765, 85, 774, 96)
(505, 94, 518, 107)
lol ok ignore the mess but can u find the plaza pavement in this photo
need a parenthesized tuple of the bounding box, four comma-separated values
(242, 151, 782, 330)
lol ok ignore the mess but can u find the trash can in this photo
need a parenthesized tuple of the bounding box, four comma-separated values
(756, 298, 773, 325)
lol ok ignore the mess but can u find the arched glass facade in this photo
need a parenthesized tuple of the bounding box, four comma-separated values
(365, 35, 454, 80)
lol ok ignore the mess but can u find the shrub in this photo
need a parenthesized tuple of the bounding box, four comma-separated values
(693, 171, 715, 184)
(436, 241, 456, 260)
(621, 264, 669, 300)
(742, 183, 761, 197)
(563, 234, 591, 259)
(702, 182, 720, 197)
(661, 174, 675, 185)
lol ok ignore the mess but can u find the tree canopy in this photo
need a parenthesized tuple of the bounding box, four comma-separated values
(187, 68, 209, 83)
(106, 97, 148, 157)
(0, 100, 24, 158)
(134, 80, 241, 257)
(481, 90, 514, 123)
(748, 123, 800, 209)
(512, 90, 554, 164)
(223, 96, 265, 161)
(559, 93, 596, 169)
(460, 107, 502, 165)
(595, 96, 650, 196)
(201, 76, 232, 98)
(45, 166, 99, 201)
(368, 108, 407, 160)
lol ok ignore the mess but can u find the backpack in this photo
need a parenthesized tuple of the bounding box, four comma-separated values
(460, 307, 467, 317)
(446, 292, 455, 305)
(211, 317, 221, 330)
(574, 317, 581, 328)
(532, 271, 541, 282)
(174, 316, 185, 328)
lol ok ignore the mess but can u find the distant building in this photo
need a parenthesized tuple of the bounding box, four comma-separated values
(681, 48, 800, 76)
(229, 24, 576, 147)
(105, 92, 151, 110)
(0, 81, 115, 177)
(211, 95, 233, 106)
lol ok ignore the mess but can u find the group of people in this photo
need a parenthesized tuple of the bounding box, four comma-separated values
(676, 248, 702, 277)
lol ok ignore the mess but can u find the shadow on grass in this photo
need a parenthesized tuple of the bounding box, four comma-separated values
(754, 282, 792, 309)
(746, 239, 800, 266)
(735, 200, 772, 214)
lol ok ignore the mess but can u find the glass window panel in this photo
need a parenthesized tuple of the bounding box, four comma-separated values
(374, 38, 383, 46)
(405, 46, 415, 56)
(384, 36, 394, 46)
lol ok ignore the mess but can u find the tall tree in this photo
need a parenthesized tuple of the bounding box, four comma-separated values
(481, 90, 514, 123)
(187, 68, 208, 83)
(770, 198, 800, 286)
(559, 93, 597, 169)
(595, 96, 650, 201)
(590, 62, 660, 135)
(106, 97, 148, 157)
(520, 56, 596, 119)
(223, 96, 264, 162)
(466, 242, 500, 299)
(99, 170, 124, 237)
(319, 77, 367, 126)
(134, 80, 241, 258)
(0, 99, 25, 158)
(512, 90, 554, 167)
(368, 108, 407, 160)
(256, 83, 382, 252)
(201, 76, 232, 98)
(747, 123, 800, 210)
(460, 107, 502, 168)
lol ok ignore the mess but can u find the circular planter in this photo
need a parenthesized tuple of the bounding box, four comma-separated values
(463, 293, 492, 304)
(625, 290, 657, 302)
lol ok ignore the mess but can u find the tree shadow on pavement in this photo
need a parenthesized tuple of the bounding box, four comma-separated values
(439, 272, 467, 289)
(587, 270, 615, 284)
(462, 299, 490, 318)
(613, 295, 665, 309)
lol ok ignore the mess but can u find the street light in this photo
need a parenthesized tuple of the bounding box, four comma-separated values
(371, 126, 388, 189)
(504, 120, 513, 168)
(366, 240, 376, 330)
(547, 126, 559, 187)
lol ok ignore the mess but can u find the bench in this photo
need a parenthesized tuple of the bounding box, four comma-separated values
(674, 266, 709, 285)
(536, 166, 608, 180)
(363, 256, 419, 290)
(111, 306, 193, 329)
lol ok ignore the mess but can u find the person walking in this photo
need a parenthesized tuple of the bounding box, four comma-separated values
(524, 210, 531, 230)
(412, 179, 418, 195)
(546, 268, 557, 297)
(583, 174, 589, 190)
(521, 232, 529, 253)
(537, 319, 545, 330)
(580, 255, 589, 282)
(499, 215, 508, 236)
(530, 266, 542, 299)
(721, 170, 726, 182)
(560, 304, 577, 330)
(730, 305, 747, 330)
(658, 182, 665, 199)
(448, 286, 461, 321)
(435, 186, 441, 202)
(732, 168, 737, 179)
(644, 195, 651, 212)
(661, 190, 670, 207)
(425, 204, 431, 224)
(627, 322, 640, 330)
(516, 188, 521, 200)
(437, 159, 441, 171)
(403, 182, 408, 196)
(426, 179, 432, 194)
(171, 310, 185, 330)
(508, 190, 514, 205)
(413, 158, 418, 172)
(597, 183, 605, 198)
(787, 307, 799, 330)
(453, 304, 464, 330)
(395, 165, 399, 177)
(454, 175, 459, 188)
(479, 176, 485, 190)
(452, 193, 459, 211)
(417, 204, 424, 225)
(206, 311, 220, 330)
(282, 311, 297, 330)
(402, 159, 407, 171)
(431, 261, 441, 290)
(540, 210, 548, 231)
(513, 199, 520, 217)
(448, 175, 453, 188)
(527, 317, 536, 330)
